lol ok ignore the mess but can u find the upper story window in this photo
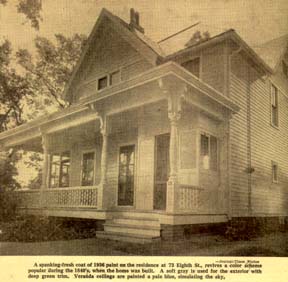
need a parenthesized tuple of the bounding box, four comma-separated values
(282, 61, 288, 79)
(98, 76, 108, 91)
(181, 57, 200, 78)
(272, 161, 278, 183)
(200, 133, 218, 171)
(81, 151, 95, 186)
(97, 69, 121, 91)
(271, 84, 279, 127)
(50, 151, 70, 188)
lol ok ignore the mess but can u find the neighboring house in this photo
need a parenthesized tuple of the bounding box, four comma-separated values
(0, 8, 287, 242)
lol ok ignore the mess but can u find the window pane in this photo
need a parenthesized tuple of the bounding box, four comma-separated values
(50, 154, 60, 188)
(60, 151, 70, 187)
(210, 136, 218, 171)
(98, 76, 108, 90)
(201, 135, 209, 156)
(272, 163, 278, 182)
(110, 70, 121, 85)
(271, 85, 278, 126)
(81, 152, 95, 186)
(181, 58, 200, 78)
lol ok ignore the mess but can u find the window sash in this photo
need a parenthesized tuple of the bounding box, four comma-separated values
(200, 134, 218, 171)
(49, 152, 70, 188)
(81, 152, 95, 186)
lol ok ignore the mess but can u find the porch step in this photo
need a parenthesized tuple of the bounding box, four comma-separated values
(113, 217, 160, 227)
(96, 216, 161, 243)
(96, 231, 161, 244)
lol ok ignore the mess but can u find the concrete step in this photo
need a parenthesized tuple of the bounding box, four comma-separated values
(96, 231, 161, 244)
(104, 223, 161, 237)
(112, 217, 160, 227)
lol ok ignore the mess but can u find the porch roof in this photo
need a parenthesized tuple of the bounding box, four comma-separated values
(0, 61, 239, 150)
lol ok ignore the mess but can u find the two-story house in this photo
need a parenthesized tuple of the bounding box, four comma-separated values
(0, 8, 287, 242)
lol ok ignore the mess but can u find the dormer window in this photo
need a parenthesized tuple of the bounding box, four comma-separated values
(181, 57, 200, 78)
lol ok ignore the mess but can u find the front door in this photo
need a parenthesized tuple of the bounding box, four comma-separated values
(154, 134, 170, 210)
(118, 145, 135, 206)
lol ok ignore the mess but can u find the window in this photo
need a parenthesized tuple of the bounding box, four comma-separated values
(272, 161, 278, 183)
(200, 133, 218, 170)
(97, 70, 121, 91)
(181, 57, 200, 78)
(98, 76, 108, 91)
(49, 151, 70, 188)
(109, 70, 121, 85)
(271, 84, 279, 127)
(283, 61, 288, 78)
(81, 152, 95, 186)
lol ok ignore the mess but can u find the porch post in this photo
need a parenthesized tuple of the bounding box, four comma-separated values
(41, 134, 50, 190)
(166, 95, 181, 213)
(98, 116, 108, 210)
(40, 134, 50, 208)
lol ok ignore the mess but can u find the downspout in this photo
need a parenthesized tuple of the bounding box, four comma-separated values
(227, 44, 242, 220)
(246, 63, 252, 216)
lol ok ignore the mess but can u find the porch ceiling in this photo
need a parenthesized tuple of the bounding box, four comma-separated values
(0, 61, 239, 149)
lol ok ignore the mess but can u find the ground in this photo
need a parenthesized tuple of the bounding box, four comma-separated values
(0, 231, 287, 256)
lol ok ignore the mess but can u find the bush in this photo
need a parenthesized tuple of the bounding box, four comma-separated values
(0, 192, 18, 222)
(0, 216, 97, 242)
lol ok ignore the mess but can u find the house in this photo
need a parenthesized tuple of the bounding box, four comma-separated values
(0, 8, 287, 242)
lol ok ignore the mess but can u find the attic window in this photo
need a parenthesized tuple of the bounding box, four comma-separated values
(110, 70, 121, 85)
(98, 76, 108, 91)
(181, 57, 200, 78)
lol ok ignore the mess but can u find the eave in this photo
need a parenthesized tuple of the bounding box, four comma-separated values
(0, 61, 239, 149)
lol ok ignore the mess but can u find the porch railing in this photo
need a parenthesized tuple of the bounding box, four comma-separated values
(177, 184, 226, 212)
(14, 186, 99, 209)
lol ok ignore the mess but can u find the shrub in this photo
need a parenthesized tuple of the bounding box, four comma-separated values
(0, 192, 18, 222)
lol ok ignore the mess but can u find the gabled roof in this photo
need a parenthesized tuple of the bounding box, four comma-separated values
(253, 34, 288, 71)
(64, 8, 275, 102)
(63, 8, 165, 102)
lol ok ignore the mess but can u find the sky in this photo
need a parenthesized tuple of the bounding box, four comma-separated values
(1, 0, 288, 186)
(1, 0, 288, 54)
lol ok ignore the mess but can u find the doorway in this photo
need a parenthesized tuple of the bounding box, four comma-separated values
(154, 134, 170, 210)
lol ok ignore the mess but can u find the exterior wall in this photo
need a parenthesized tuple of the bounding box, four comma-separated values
(172, 42, 226, 94)
(229, 52, 288, 217)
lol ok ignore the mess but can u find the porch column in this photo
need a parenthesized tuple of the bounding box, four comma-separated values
(41, 134, 49, 190)
(98, 116, 108, 210)
(166, 96, 181, 213)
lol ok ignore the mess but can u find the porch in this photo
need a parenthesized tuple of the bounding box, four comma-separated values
(0, 62, 238, 240)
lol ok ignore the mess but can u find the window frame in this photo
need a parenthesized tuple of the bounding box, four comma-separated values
(97, 69, 121, 92)
(199, 132, 218, 171)
(180, 56, 201, 79)
(49, 151, 71, 188)
(80, 150, 97, 187)
(271, 161, 279, 183)
(270, 83, 279, 128)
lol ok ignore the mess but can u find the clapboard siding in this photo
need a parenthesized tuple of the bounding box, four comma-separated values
(73, 24, 153, 102)
(230, 52, 288, 217)
(201, 43, 225, 94)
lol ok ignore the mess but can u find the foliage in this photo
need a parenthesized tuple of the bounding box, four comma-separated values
(225, 219, 260, 241)
(185, 30, 210, 47)
(0, 40, 34, 131)
(0, 190, 18, 222)
(0, 216, 97, 242)
(17, 33, 87, 112)
(0, 0, 42, 30)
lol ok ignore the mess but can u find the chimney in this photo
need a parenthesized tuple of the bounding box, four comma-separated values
(129, 8, 144, 33)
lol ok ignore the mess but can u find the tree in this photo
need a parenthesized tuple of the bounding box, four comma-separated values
(0, 33, 87, 189)
(0, 0, 42, 30)
(17, 33, 87, 112)
(185, 30, 210, 47)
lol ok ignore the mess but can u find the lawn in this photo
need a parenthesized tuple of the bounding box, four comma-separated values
(0, 231, 287, 256)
